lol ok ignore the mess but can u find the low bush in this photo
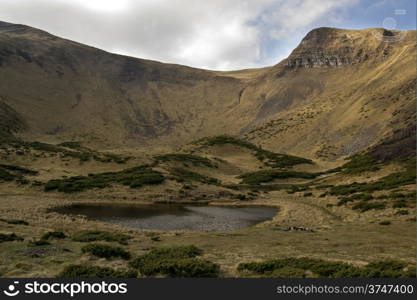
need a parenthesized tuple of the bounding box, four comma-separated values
(41, 231, 66, 240)
(0, 164, 38, 175)
(393, 200, 407, 208)
(155, 154, 216, 168)
(238, 170, 317, 185)
(198, 136, 312, 168)
(29, 239, 50, 246)
(340, 154, 380, 174)
(130, 246, 219, 277)
(395, 210, 409, 216)
(29, 141, 129, 164)
(352, 202, 386, 212)
(170, 168, 219, 185)
(57, 265, 137, 278)
(267, 266, 306, 278)
(71, 230, 132, 245)
(0, 168, 15, 181)
(44, 166, 164, 193)
(379, 221, 391, 225)
(0, 219, 29, 225)
(330, 159, 416, 196)
(337, 193, 373, 206)
(0, 233, 23, 243)
(238, 258, 415, 278)
(286, 185, 309, 194)
(82, 243, 131, 260)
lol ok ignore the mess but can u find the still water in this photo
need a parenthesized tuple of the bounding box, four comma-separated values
(54, 204, 278, 231)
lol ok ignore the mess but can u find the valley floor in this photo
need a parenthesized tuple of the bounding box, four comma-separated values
(0, 137, 415, 277)
(0, 189, 415, 277)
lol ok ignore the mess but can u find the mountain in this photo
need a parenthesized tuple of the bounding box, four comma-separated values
(0, 21, 416, 278)
(0, 21, 415, 160)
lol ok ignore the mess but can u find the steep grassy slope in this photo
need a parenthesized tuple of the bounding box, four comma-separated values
(242, 28, 416, 160)
(0, 21, 415, 161)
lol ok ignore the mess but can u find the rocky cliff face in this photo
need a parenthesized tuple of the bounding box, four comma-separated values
(285, 27, 401, 68)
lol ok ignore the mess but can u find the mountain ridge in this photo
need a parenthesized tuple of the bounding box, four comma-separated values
(0, 20, 415, 160)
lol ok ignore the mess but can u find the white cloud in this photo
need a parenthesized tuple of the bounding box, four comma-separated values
(0, 0, 357, 70)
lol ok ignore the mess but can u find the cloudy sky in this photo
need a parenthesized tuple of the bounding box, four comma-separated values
(0, 0, 415, 70)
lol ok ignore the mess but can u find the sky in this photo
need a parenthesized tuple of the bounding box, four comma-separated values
(0, 0, 415, 70)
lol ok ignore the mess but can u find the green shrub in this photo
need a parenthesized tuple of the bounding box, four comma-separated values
(0, 164, 38, 175)
(82, 243, 131, 260)
(0, 168, 15, 181)
(28, 141, 128, 164)
(362, 261, 412, 278)
(337, 193, 373, 206)
(0, 233, 23, 243)
(29, 239, 50, 246)
(41, 231, 66, 240)
(238, 258, 415, 278)
(393, 200, 407, 208)
(155, 154, 216, 168)
(340, 154, 380, 174)
(286, 185, 309, 194)
(71, 230, 132, 245)
(170, 168, 219, 185)
(395, 210, 409, 216)
(352, 202, 386, 212)
(57, 265, 137, 278)
(238, 170, 317, 185)
(44, 166, 164, 193)
(1, 219, 29, 225)
(379, 221, 391, 225)
(130, 246, 219, 277)
(58, 141, 82, 149)
(330, 159, 416, 196)
(198, 136, 312, 168)
(267, 266, 306, 278)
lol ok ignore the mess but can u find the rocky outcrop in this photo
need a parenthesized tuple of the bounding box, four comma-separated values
(284, 27, 399, 68)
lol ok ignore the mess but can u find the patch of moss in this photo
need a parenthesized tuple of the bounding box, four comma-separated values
(71, 230, 132, 245)
(57, 265, 137, 278)
(82, 243, 131, 260)
(130, 246, 219, 277)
